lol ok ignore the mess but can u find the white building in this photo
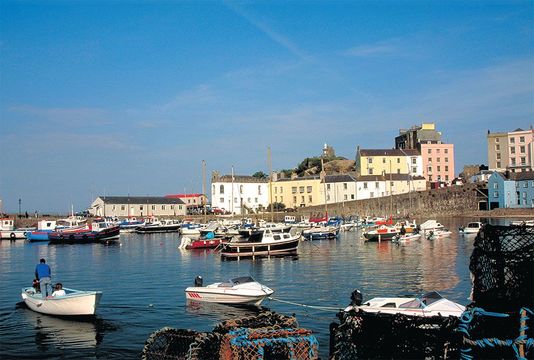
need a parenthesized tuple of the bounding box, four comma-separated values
(355, 174, 426, 200)
(211, 173, 269, 214)
(356, 175, 388, 200)
(324, 174, 357, 204)
(89, 196, 186, 217)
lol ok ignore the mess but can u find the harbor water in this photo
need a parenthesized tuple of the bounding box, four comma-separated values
(0, 217, 486, 359)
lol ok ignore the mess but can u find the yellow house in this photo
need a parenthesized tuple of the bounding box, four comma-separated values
(271, 175, 324, 209)
(356, 148, 420, 176)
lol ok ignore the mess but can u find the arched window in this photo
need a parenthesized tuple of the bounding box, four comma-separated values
(220, 185, 224, 194)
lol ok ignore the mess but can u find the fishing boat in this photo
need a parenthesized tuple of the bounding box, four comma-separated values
(344, 290, 465, 318)
(302, 225, 340, 240)
(21, 286, 102, 316)
(26, 220, 60, 242)
(363, 225, 398, 242)
(185, 276, 274, 306)
(118, 217, 145, 233)
(220, 229, 300, 258)
(0, 218, 35, 240)
(48, 221, 120, 244)
(458, 222, 483, 235)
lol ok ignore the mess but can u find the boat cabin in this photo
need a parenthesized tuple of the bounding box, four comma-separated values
(37, 220, 57, 231)
(0, 218, 14, 231)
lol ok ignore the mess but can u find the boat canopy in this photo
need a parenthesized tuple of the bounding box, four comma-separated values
(399, 291, 443, 309)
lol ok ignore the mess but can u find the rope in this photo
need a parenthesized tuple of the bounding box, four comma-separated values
(268, 296, 342, 312)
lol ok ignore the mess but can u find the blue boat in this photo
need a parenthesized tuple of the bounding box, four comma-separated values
(26, 220, 59, 242)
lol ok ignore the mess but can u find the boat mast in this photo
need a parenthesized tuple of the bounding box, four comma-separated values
(231, 165, 235, 216)
(268, 146, 273, 223)
(389, 160, 393, 217)
(321, 157, 328, 219)
(202, 160, 207, 223)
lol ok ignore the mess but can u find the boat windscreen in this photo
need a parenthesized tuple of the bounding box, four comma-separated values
(231, 276, 255, 285)
(419, 291, 443, 306)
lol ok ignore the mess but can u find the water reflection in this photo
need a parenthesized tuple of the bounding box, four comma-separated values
(185, 300, 260, 324)
(22, 309, 103, 350)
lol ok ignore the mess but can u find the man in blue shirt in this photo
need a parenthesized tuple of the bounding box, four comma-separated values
(35, 258, 51, 298)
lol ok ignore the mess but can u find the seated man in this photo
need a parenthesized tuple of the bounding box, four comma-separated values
(51, 283, 66, 297)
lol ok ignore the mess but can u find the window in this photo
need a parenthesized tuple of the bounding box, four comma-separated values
(497, 161, 501, 168)
(512, 158, 516, 165)
(275, 196, 278, 202)
(307, 186, 312, 193)
(363, 182, 368, 189)
(151, 205, 156, 210)
(412, 157, 417, 164)
(351, 194, 355, 199)
(299, 186, 304, 193)
(437, 166, 441, 171)
(370, 192, 374, 198)
(220, 185, 224, 194)
(344, 194, 348, 200)
(523, 192, 527, 198)
(428, 158, 432, 163)
(162, 205, 165, 210)
(369, 168, 373, 175)
(343, 183, 348, 190)
(239, 185, 243, 194)
(326, 184, 331, 190)
(437, 157, 440, 162)
(429, 175, 433, 181)
(375, 182, 379, 189)
(220, 197, 224, 203)
(412, 167, 417, 173)
(497, 153, 501, 160)
(520, 146, 526, 153)
(444, 148, 448, 154)
(308, 195, 312, 202)
(234, 197, 238, 203)
(428, 149, 432, 154)
(112, 205, 116, 211)
(510, 137, 515, 144)
(292, 187, 297, 194)
(524, 182, 528, 188)
(397, 169, 400, 174)
(520, 136, 525, 143)
(120, 205, 124, 210)
(521, 157, 526, 165)
(171, 205, 174, 209)
(383, 158, 386, 163)
(301, 196, 305, 203)
(326, 195, 330, 201)
(496, 144, 500, 151)
(397, 158, 400, 163)
(390, 181, 394, 187)
(140, 205, 144, 210)
(247, 197, 251, 202)
(445, 157, 449, 163)
(368, 158, 373, 164)
(493, 191, 499, 198)
(280, 187, 283, 194)
(445, 166, 449, 172)
(212, 185, 215, 195)
(258, 185, 262, 195)
(495, 138, 500, 143)
(293, 196, 297, 203)
(445, 175, 449, 181)
(428, 166, 432, 172)
(511, 147, 516, 154)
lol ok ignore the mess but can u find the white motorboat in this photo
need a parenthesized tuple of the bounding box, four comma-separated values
(21, 286, 102, 316)
(426, 229, 452, 239)
(185, 276, 274, 306)
(459, 222, 483, 235)
(344, 290, 465, 318)
(419, 220, 445, 232)
(393, 233, 422, 243)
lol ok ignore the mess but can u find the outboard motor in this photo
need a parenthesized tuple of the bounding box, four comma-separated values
(194, 275, 203, 287)
(350, 289, 363, 306)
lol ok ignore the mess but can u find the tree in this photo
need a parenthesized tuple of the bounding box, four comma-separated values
(252, 171, 268, 179)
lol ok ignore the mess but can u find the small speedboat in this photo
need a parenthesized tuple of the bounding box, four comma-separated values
(459, 222, 483, 235)
(393, 233, 422, 243)
(21, 286, 102, 316)
(185, 276, 274, 306)
(344, 290, 465, 318)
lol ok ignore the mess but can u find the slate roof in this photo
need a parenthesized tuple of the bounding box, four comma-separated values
(324, 174, 357, 183)
(98, 196, 185, 205)
(275, 175, 321, 182)
(492, 171, 534, 181)
(215, 175, 268, 183)
(356, 174, 426, 182)
(359, 149, 420, 156)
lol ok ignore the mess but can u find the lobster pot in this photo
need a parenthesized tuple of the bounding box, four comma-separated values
(219, 328, 318, 360)
(330, 310, 461, 359)
(470, 224, 534, 312)
(141, 328, 201, 360)
(214, 311, 299, 334)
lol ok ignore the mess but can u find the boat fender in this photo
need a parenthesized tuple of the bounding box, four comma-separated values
(194, 275, 203, 287)
(10, 232, 16, 239)
(350, 289, 363, 306)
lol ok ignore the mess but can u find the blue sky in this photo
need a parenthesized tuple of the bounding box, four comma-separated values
(1, 1, 533, 213)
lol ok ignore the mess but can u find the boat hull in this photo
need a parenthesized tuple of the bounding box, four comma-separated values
(48, 226, 120, 244)
(185, 289, 269, 306)
(21, 288, 102, 316)
(187, 239, 225, 249)
(363, 232, 398, 242)
(1, 230, 30, 240)
(220, 237, 299, 258)
(136, 225, 181, 233)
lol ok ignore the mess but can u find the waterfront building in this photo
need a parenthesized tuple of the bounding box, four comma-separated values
(487, 171, 534, 209)
(395, 123, 455, 184)
(324, 174, 357, 204)
(165, 193, 207, 209)
(89, 196, 186, 217)
(272, 175, 324, 209)
(355, 174, 426, 200)
(487, 128, 534, 173)
(211, 172, 269, 214)
(355, 148, 422, 177)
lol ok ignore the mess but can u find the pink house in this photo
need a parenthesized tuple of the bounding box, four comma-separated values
(420, 143, 455, 183)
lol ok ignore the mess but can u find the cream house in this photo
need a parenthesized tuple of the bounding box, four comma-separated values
(89, 196, 186, 217)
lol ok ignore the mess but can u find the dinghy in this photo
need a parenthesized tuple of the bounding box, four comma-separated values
(21, 286, 102, 316)
(185, 276, 273, 306)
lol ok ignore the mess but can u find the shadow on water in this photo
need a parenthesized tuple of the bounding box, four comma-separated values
(184, 300, 262, 324)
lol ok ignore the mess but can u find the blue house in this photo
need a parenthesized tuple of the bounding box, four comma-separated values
(488, 171, 534, 209)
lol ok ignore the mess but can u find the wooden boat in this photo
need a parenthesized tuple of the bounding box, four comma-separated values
(185, 276, 274, 306)
(220, 229, 300, 258)
(21, 286, 102, 316)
